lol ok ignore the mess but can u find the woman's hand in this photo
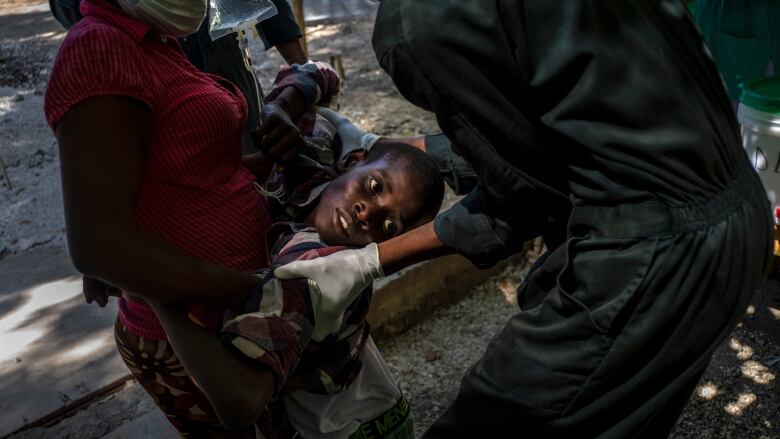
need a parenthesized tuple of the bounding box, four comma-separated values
(240, 150, 274, 181)
(82, 275, 122, 307)
(149, 300, 275, 430)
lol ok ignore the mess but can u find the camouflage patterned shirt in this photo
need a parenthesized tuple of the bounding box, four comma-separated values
(221, 222, 372, 396)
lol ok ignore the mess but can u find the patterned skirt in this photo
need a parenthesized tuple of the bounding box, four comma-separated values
(113, 317, 291, 438)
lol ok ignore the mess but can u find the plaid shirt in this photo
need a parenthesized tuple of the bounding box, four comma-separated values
(221, 223, 372, 395)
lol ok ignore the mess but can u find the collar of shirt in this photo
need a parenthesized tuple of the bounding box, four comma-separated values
(81, 0, 181, 48)
(296, 181, 329, 208)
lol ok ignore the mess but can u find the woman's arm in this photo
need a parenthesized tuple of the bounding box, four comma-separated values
(57, 95, 260, 305)
(149, 301, 274, 429)
(275, 38, 308, 65)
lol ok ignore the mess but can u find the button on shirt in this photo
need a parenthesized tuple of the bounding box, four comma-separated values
(45, 0, 272, 339)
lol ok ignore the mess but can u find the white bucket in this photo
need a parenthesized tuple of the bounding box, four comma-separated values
(738, 76, 780, 223)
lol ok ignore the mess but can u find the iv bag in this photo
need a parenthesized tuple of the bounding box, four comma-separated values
(208, 0, 278, 41)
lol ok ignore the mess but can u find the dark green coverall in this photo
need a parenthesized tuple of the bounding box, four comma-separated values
(374, 0, 773, 437)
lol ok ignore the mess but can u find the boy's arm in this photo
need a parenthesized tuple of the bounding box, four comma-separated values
(149, 301, 275, 430)
(254, 63, 342, 162)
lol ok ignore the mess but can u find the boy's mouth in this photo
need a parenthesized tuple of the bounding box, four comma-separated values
(335, 208, 352, 237)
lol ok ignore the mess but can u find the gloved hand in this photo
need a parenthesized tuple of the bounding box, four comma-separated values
(274, 243, 384, 341)
(314, 106, 381, 154)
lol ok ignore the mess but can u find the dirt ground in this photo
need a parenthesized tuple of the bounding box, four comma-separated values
(0, 0, 42, 9)
(1, 4, 778, 438)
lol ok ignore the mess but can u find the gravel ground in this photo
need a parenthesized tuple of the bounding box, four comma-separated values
(1, 5, 778, 438)
(0, 4, 67, 258)
(379, 258, 533, 435)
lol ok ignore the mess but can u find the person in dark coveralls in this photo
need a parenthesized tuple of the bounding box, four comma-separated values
(268, 0, 774, 437)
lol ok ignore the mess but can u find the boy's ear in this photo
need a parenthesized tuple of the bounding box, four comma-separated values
(338, 149, 368, 173)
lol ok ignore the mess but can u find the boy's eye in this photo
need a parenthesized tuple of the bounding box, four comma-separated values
(383, 219, 397, 236)
(369, 177, 382, 194)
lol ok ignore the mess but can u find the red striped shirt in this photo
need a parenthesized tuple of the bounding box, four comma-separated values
(45, 0, 272, 339)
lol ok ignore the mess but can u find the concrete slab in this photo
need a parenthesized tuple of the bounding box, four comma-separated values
(9, 380, 165, 439)
(0, 247, 126, 437)
(102, 410, 178, 439)
(368, 250, 528, 341)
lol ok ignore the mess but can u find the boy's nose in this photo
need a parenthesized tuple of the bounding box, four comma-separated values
(354, 201, 371, 230)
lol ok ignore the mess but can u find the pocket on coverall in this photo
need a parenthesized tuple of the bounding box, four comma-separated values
(479, 232, 659, 413)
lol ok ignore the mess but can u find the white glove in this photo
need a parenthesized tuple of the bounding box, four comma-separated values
(314, 106, 381, 153)
(274, 243, 384, 341)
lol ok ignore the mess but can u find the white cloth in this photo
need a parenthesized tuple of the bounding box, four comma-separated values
(283, 337, 402, 438)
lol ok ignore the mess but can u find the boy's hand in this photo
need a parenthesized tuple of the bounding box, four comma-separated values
(257, 86, 307, 164)
(257, 101, 305, 163)
(314, 107, 380, 155)
(274, 244, 384, 341)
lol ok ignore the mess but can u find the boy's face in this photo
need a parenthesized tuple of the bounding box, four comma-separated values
(309, 157, 429, 246)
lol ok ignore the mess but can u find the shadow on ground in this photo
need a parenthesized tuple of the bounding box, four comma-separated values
(0, 247, 126, 437)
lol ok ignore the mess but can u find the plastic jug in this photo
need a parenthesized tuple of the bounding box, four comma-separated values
(738, 76, 780, 222)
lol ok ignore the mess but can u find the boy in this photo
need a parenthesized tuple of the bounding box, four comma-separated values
(149, 142, 444, 438)
(146, 64, 445, 438)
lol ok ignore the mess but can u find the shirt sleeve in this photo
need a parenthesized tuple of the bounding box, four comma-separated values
(424, 134, 477, 195)
(44, 24, 154, 131)
(220, 230, 348, 392)
(221, 273, 314, 392)
(255, 0, 302, 50)
(264, 62, 341, 108)
(434, 186, 551, 268)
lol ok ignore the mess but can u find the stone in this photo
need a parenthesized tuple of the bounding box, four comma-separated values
(424, 350, 441, 363)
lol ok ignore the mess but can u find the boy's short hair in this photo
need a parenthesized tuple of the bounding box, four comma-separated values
(364, 142, 445, 224)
